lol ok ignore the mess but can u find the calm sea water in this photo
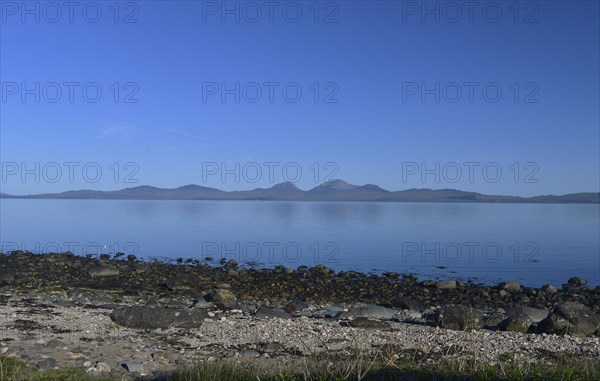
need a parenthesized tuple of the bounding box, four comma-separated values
(1, 199, 598, 287)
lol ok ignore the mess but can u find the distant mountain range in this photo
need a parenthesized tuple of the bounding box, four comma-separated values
(1, 179, 599, 203)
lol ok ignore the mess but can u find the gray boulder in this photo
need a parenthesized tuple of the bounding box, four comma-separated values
(567, 277, 588, 287)
(349, 304, 394, 319)
(499, 313, 532, 333)
(436, 305, 484, 331)
(506, 306, 548, 324)
(255, 306, 292, 319)
(483, 311, 506, 329)
(210, 289, 237, 309)
(538, 302, 600, 337)
(111, 306, 206, 329)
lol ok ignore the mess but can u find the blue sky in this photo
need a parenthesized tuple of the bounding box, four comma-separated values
(1, 0, 599, 196)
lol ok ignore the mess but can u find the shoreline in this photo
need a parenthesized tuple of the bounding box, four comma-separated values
(2, 251, 599, 310)
(3, 196, 600, 205)
(1, 251, 599, 379)
(3, 249, 599, 290)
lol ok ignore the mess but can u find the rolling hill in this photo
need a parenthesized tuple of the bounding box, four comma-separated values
(2, 179, 598, 203)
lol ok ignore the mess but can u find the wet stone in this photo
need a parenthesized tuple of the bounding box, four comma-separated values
(568, 277, 588, 287)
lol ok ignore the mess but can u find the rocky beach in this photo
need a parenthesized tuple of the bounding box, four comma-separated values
(0, 251, 599, 380)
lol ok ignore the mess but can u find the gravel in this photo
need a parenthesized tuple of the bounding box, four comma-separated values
(1, 289, 598, 378)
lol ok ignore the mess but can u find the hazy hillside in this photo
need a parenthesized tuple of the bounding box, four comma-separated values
(2, 179, 598, 203)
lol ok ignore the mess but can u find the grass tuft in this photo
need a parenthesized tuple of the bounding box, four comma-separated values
(2, 349, 599, 381)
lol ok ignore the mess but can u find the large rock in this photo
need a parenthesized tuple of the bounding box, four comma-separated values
(538, 302, 600, 337)
(436, 305, 484, 331)
(506, 306, 548, 324)
(255, 306, 292, 319)
(567, 277, 588, 287)
(483, 311, 506, 329)
(210, 289, 237, 309)
(110, 306, 206, 329)
(89, 265, 119, 278)
(349, 304, 394, 319)
(499, 314, 532, 333)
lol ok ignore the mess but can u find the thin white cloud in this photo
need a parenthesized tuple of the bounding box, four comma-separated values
(161, 127, 213, 142)
(94, 122, 139, 141)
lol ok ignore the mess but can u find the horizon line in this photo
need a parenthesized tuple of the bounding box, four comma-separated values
(1, 179, 599, 200)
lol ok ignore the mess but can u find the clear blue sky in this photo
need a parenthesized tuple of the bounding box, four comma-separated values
(1, 0, 598, 196)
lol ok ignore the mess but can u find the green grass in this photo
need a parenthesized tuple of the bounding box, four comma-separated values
(0, 357, 24, 381)
(2, 351, 599, 381)
(19, 369, 116, 381)
(0, 357, 114, 381)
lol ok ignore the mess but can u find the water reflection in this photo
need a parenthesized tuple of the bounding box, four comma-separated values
(0, 199, 598, 286)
